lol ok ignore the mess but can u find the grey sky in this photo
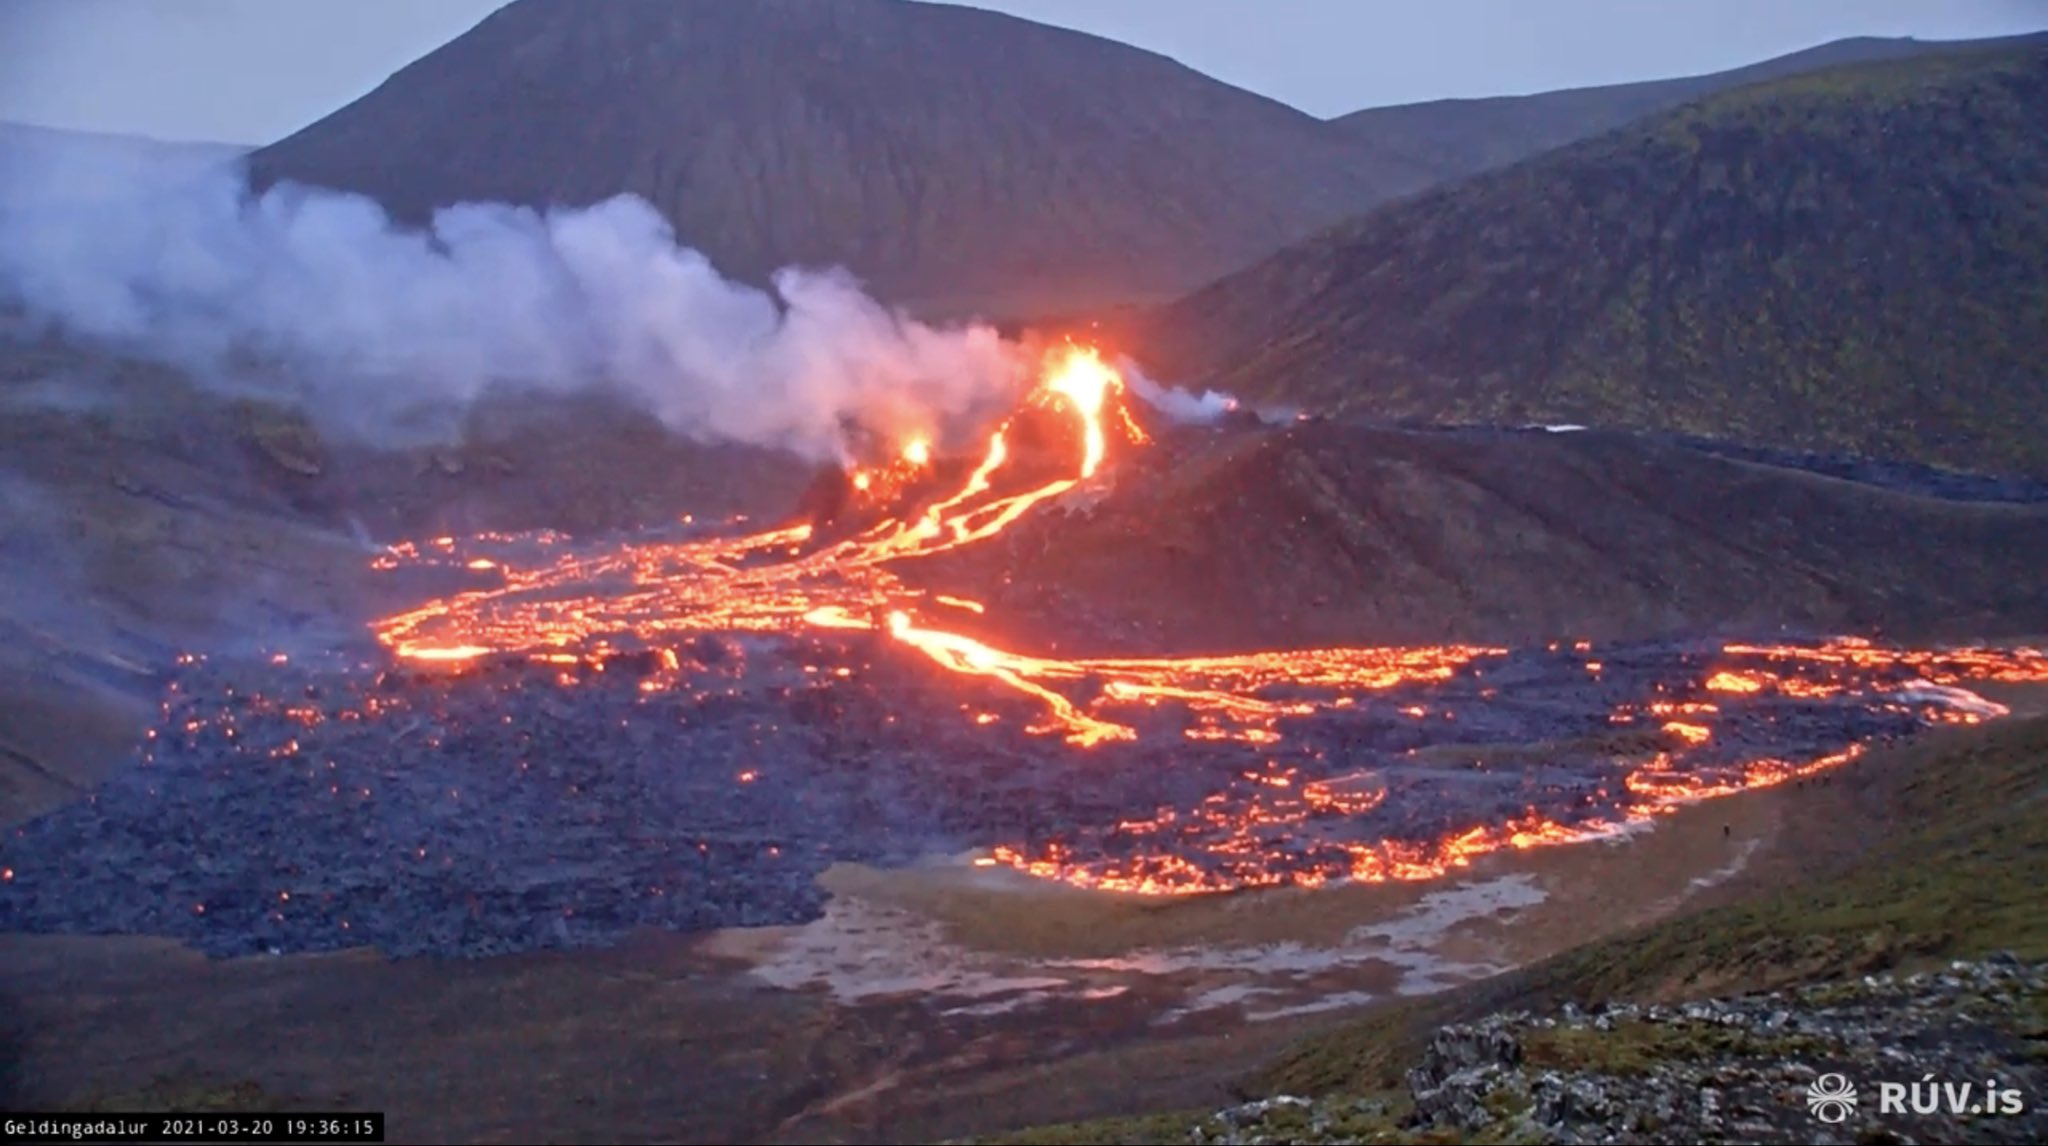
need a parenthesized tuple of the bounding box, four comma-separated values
(2, 0, 2044, 145)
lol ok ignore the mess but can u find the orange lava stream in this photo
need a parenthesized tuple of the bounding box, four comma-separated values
(992, 742, 1883, 896)
(366, 342, 2048, 897)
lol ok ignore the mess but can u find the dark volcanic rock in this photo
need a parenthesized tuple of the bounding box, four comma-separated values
(1191, 959, 2048, 1144)
(0, 628, 1984, 960)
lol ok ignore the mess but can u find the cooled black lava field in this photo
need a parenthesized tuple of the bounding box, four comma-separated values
(6, 357, 2046, 960)
(0, 612, 2031, 958)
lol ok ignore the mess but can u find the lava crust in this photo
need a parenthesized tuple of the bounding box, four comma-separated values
(4, 346, 2043, 960)
(0, 628, 2034, 958)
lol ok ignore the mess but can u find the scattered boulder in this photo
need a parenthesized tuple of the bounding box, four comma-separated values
(1184, 959, 2048, 1144)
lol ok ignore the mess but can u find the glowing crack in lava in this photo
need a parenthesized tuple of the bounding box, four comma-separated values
(367, 343, 2048, 896)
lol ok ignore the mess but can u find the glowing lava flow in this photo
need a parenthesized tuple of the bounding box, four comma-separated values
(367, 341, 2048, 897)
(372, 344, 1164, 676)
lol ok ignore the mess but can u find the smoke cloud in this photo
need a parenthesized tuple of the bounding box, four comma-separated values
(0, 154, 1026, 460)
(1116, 356, 1292, 426)
(1117, 357, 1237, 423)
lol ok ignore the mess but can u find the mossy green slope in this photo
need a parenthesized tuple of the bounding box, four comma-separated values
(1136, 45, 2048, 477)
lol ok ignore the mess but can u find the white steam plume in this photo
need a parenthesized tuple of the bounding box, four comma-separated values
(1116, 355, 1294, 426)
(0, 156, 1025, 459)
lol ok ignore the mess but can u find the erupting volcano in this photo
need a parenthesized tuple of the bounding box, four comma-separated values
(3, 343, 2046, 958)
(361, 342, 2048, 894)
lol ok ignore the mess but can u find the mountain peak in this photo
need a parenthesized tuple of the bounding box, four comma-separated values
(249, 0, 1429, 318)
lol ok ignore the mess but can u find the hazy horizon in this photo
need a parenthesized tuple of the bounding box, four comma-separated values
(0, 0, 2042, 147)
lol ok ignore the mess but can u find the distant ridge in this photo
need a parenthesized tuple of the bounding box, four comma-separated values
(1333, 31, 2048, 184)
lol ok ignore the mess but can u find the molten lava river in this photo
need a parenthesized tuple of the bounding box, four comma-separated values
(3, 346, 2045, 958)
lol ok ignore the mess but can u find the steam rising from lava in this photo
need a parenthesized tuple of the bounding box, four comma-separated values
(0, 158, 1023, 458)
(1118, 357, 1242, 424)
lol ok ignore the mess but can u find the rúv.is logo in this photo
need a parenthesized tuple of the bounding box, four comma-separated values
(1877, 1074, 2027, 1117)
(1806, 1073, 1857, 1123)
(1807, 1072, 2029, 1123)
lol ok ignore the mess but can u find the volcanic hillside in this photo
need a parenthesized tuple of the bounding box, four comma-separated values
(914, 419, 2048, 654)
(1130, 44, 2048, 478)
(1333, 32, 2047, 184)
(246, 0, 1434, 318)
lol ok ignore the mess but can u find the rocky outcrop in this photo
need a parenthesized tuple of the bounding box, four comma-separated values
(1187, 957, 2048, 1144)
